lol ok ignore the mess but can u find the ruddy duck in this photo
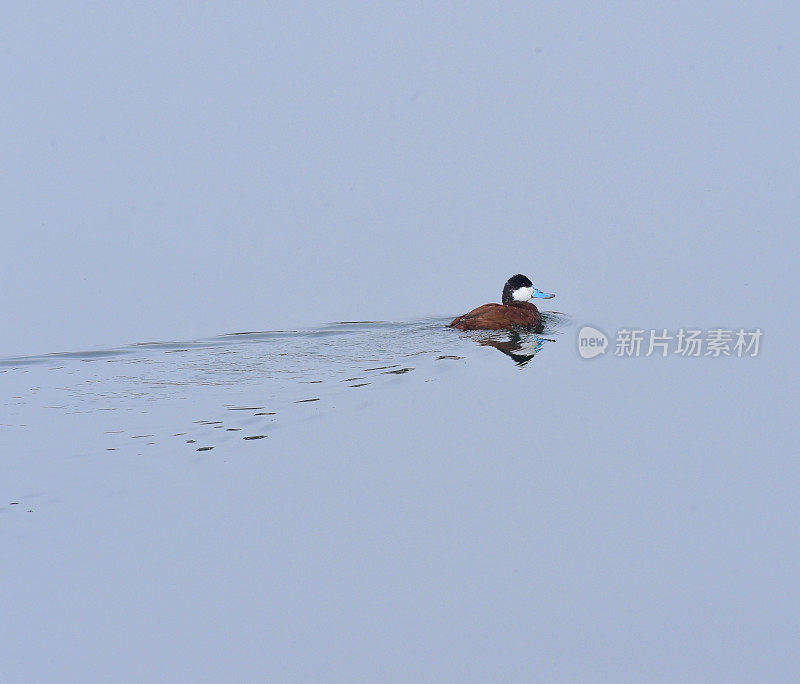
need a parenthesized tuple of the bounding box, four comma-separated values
(449, 274, 555, 331)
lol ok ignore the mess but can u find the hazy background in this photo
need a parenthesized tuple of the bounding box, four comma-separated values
(2, 2, 796, 357)
(3, 3, 800, 681)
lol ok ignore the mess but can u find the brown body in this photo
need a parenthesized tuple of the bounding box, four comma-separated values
(449, 301, 542, 330)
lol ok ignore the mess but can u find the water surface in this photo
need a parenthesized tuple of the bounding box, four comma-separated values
(3, 311, 795, 681)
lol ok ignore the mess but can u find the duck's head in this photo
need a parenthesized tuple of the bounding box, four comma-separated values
(501, 274, 555, 305)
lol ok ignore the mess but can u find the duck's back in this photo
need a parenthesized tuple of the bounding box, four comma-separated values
(449, 302, 541, 330)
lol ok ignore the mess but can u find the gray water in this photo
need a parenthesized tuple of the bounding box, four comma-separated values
(3, 310, 796, 681)
(2, 2, 799, 682)
(1, 315, 567, 460)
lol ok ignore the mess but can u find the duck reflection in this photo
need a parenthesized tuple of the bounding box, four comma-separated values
(476, 328, 553, 366)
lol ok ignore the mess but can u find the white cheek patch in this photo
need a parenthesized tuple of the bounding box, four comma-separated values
(512, 286, 533, 301)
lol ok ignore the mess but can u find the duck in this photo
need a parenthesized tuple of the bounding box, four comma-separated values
(449, 274, 554, 331)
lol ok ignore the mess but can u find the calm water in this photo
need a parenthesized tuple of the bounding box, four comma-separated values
(1, 313, 568, 456)
(3, 312, 796, 681)
(4, 1, 798, 679)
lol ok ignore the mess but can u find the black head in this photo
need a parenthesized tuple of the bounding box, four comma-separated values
(502, 274, 533, 305)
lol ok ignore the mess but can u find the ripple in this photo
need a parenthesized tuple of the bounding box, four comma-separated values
(1, 313, 571, 459)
